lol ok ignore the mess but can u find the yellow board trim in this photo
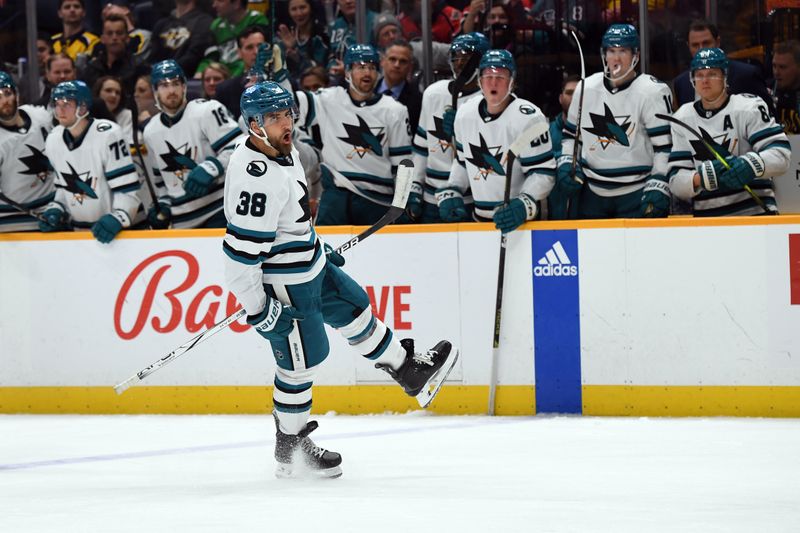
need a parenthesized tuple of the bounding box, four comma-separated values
(582, 385, 800, 417)
(0, 386, 535, 416)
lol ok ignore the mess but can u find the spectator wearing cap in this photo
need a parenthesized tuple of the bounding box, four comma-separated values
(772, 40, 800, 134)
(326, 0, 378, 85)
(50, 0, 99, 65)
(275, 0, 330, 86)
(150, 0, 214, 77)
(377, 39, 422, 133)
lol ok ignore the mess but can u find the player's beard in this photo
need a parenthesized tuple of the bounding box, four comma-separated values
(270, 129, 293, 156)
(0, 100, 16, 123)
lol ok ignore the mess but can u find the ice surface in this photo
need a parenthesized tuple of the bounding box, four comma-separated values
(1, 414, 798, 532)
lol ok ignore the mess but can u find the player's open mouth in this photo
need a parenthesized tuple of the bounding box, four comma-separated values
(282, 132, 291, 143)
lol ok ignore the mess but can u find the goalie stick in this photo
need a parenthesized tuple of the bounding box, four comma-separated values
(113, 159, 415, 395)
(655, 113, 771, 214)
(488, 121, 551, 416)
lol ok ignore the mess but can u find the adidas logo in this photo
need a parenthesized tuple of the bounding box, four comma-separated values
(533, 241, 578, 277)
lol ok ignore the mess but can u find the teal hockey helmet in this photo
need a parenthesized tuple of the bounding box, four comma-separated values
(343, 43, 380, 69)
(450, 32, 491, 59)
(51, 80, 92, 107)
(601, 24, 640, 50)
(240, 81, 297, 131)
(151, 59, 186, 87)
(691, 47, 729, 74)
(479, 49, 516, 77)
(0, 70, 16, 92)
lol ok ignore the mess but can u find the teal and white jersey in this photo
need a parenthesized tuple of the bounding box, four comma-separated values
(562, 72, 673, 197)
(223, 138, 324, 315)
(142, 98, 243, 228)
(0, 105, 55, 232)
(412, 79, 481, 205)
(44, 118, 141, 227)
(440, 95, 556, 221)
(668, 94, 791, 216)
(296, 86, 411, 206)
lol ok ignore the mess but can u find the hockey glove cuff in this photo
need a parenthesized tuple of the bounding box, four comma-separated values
(324, 242, 345, 267)
(720, 152, 765, 190)
(697, 158, 730, 192)
(406, 182, 423, 222)
(91, 212, 125, 243)
(39, 207, 67, 232)
(184, 158, 221, 198)
(436, 189, 468, 222)
(556, 155, 585, 198)
(148, 201, 172, 229)
(442, 107, 456, 139)
(493, 194, 537, 233)
(247, 297, 305, 341)
(640, 175, 671, 218)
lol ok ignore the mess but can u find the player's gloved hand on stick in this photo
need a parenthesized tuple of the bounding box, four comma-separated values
(718, 152, 764, 190)
(38, 207, 67, 232)
(91, 213, 124, 243)
(442, 107, 456, 139)
(493, 194, 537, 233)
(696, 157, 732, 191)
(437, 190, 468, 222)
(640, 174, 670, 218)
(556, 155, 585, 198)
(247, 297, 305, 341)
(184, 159, 221, 198)
(406, 182, 423, 222)
(323, 242, 345, 267)
(147, 201, 172, 229)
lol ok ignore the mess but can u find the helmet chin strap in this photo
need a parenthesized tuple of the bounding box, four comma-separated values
(66, 104, 89, 133)
(690, 72, 728, 107)
(602, 50, 639, 81)
(155, 86, 188, 116)
(250, 123, 281, 153)
(346, 72, 377, 98)
(478, 76, 515, 110)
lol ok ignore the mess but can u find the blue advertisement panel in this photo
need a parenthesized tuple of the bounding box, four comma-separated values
(531, 230, 582, 413)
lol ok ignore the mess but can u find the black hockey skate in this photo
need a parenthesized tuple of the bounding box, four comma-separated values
(376, 339, 458, 408)
(274, 414, 342, 479)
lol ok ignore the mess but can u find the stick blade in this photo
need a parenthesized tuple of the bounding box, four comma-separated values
(113, 376, 137, 395)
(392, 159, 414, 209)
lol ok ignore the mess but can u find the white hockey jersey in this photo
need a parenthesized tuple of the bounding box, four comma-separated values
(441, 95, 556, 221)
(412, 80, 481, 205)
(45, 118, 141, 227)
(0, 105, 55, 232)
(562, 73, 673, 197)
(223, 138, 324, 316)
(668, 94, 791, 216)
(296, 87, 411, 206)
(142, 99, 243, 228)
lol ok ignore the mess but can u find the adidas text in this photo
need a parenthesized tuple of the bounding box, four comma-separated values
(533, 264, 578, 277)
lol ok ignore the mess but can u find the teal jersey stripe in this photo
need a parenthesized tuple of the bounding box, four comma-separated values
(226, 222, 277, 240)
(106, 164, 136, 180)
(211, 128, 241, 152)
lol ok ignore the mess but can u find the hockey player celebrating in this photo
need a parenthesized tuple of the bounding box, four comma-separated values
(0, 71, 55, 232)
(295, 43, 412, 226)
(40, 80, 141, 242)
(557, 24, 674, 219)
(142, 60, 243, 229)
(668, 48, 790, 216)
(436, 49, 555, 231)
(224, 81, 456, 478)
(410, 32, 489, 223)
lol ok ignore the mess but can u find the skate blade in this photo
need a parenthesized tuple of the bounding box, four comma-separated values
(275, 463, 343, 480)
(416, 348, 459, 408)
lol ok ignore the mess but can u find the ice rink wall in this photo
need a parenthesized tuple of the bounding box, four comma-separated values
(2, 214, 800, 417)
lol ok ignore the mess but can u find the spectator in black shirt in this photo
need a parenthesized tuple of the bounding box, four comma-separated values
(150, 0, 214, 77)
(772, 40, 800, 134)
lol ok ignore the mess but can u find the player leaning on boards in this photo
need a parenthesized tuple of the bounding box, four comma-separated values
(0, 71, 55, 232)
(223, 81, 456, 479)
(142, 60, 243, 229)
(294, 43, 412, 226)
(411, 32, 489, 223)
(558, 24, 674, 219)
(436, 49, 555, 232)
(667, 48, 790, 216)
(40, 80, 142, 242)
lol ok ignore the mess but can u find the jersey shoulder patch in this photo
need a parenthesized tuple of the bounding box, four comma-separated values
(246, 160, 268, 177)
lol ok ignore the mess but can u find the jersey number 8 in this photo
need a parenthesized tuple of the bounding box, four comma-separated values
(236, 191, 267, 216)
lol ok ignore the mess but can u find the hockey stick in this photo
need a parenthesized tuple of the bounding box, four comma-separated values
(569, 30, 586, 187)
(654, 113, 771, 214)
(129, 97, 169, 225)
(449, 51, 482, 126)
(488, 121, 550, 416)
(0, 191, 49, 224)
(113, 159, 415, 395)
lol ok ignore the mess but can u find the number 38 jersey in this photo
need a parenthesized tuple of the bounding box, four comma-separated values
(143, 99, 243, 228)
(223, 138, 323, 316)
(44, 118, 141, 227)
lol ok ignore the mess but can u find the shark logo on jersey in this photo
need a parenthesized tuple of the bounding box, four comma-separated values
(585, 103, 633, 149)
(159, 140, 195, 178)
(338, 115, 385, 158)
(427, 115, 453, 153)
(296, 181, 311, 223)
(689, 126, 734, 161)
(19, 144, 51, 182)
(59, 161, 98, 202)
(467, 133, 505, 179)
